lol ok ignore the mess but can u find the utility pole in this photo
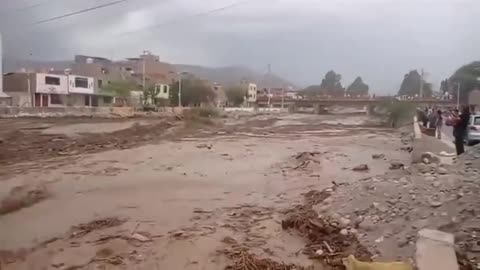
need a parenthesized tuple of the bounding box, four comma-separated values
(267, 64, 271, 108)
(419, 68, 424, 98)
(142, 57, 146, 90)
(178, 76, 182, 107)
(0, 32, 3, 95)
(142, 50, 147, 91)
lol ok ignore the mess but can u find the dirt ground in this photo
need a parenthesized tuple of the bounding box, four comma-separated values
(0, 112, 413, 269)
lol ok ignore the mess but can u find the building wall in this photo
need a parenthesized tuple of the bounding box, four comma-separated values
(35, 73, 68, 94)
(247, 83, 257, 102)
(155, 83, 170, 99)
(68, 75, 94, 94)
(469, 89, 480, 106)
(3, 73, 33, 92)
(6, 92, 32, 107)
(70, 63, 129, 92)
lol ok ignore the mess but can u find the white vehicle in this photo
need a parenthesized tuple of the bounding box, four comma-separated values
(466, 114, 480, 145)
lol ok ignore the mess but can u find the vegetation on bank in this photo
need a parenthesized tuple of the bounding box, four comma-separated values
(375, 101, 416, 128)
(182, 107, 221, 127)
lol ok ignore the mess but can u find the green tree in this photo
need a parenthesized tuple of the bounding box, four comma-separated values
(398, 70, 432, 97)
(450, 61, 480, 104)
(298, 85, 322, 97)
(100, 81, 138, 97)
(320, 70, 344, 96)
(225, 86, 246, 106)
(346, 76, 369, 97)
(169, 77, 216, 106)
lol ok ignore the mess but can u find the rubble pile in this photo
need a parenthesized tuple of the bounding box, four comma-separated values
(223, 248, 311, 270)
(318, 144, 480, 266)
(281, 189, 372, 270)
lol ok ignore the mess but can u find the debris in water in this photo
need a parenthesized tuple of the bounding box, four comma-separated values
(293, 151, 321, 170)
(0, 184, 50, 215)
(352, 164, 369, 172)
(282, 188, 372, 270)
(389, 162, 405, 170)
(196, 143, 213, 149)
(223, 248, 312, 270)
(372, 154, 385, 159)
(70, 217, 126, 238)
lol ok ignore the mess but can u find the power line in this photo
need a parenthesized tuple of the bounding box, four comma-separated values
(32, 0, 127, 25)
(120, 0, 251, 36)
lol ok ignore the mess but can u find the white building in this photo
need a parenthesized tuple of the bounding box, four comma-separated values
(154, 83, 170, 99)
(67, 75, 96, 106)
(247, 83, 257, 103)
(34, 73, 69, 107)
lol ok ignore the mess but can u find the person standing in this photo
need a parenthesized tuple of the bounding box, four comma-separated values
(451, 106, 471, 155)
(435, 110, 443, 139)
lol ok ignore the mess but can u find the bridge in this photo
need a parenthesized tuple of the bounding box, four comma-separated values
(256, 96, 454, 107)
(256, 96, 454, 114)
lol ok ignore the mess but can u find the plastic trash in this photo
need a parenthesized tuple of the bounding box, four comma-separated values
(342, 255, 413, 270)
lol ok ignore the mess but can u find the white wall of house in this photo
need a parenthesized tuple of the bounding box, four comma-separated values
(155, 83, 170, 99)
(68, 75, 94, 94)
(35, 73, 68, 95)
(247, 83, 257, 102)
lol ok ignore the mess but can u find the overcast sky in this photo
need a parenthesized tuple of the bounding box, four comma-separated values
(1, 0, 479, 93)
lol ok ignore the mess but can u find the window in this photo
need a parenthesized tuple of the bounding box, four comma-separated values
(50, 94, 63, 105)
(103, 96, 113, 104)
(163, 85, 168, 93)
(75, 77, 89, 88)
(45, 76, 60, 85)
(474, 116, 480, 126)
(98, 79, 103, 88)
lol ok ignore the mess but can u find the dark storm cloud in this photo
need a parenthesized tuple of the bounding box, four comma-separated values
(1, 0, 480, 92)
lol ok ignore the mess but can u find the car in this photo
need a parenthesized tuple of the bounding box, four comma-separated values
(466, 114, 480, 146)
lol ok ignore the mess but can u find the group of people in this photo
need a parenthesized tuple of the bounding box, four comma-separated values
(422, 106, 471, 155)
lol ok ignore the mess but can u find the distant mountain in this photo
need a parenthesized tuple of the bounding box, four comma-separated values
(175, 64, 297, 90)
(3, 59, 71, 73)
(3, 59, 298, 90)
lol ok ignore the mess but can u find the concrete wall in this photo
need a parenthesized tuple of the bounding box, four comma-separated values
(6, 92, 32, 107)
(224, 107, 255, 112)
(0, 106, 134, 118)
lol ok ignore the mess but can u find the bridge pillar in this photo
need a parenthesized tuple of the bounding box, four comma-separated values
(314, 104, 328, 114)
(288, 103, 297, 113)
(366, 104, 376, 115)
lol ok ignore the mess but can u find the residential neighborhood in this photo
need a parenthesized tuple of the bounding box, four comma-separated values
(0, 51, 300, 109)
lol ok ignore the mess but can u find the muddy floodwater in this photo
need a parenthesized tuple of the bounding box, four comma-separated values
(0, 112, 411, 269)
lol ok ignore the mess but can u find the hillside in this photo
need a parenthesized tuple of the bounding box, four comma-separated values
(4, 59, 297, 90)
(175, 64, 297, 90)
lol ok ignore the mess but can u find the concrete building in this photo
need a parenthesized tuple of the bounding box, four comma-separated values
(116, 51, 177, 84)
(71, 55, 132, 92)
(3, 72, 114, 107)
(34, 73, 69, 107)
(67, 74, 97, 106)
(469, 89, 480, 106)
(3, 73, 35, 107)
(245, 82, 257, 103)
(0, 32, 12, 106)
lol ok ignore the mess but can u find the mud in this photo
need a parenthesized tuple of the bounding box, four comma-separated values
(0, 112, 412, 269)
